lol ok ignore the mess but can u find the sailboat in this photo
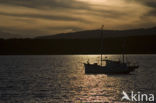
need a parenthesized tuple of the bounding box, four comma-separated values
(84, 25, 139, 74)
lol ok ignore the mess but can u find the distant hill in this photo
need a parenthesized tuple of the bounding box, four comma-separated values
(0, 27, 156, 39)
(36, 27, 156, 39)
(0, 31, 31, 39)
(1, 27, 156, 54)
(0, 31, 22, 39)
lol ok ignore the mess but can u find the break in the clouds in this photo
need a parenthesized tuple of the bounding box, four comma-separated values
(0, 0, 156, 38)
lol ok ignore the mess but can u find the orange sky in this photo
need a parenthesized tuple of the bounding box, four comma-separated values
(0, 0, 156, 38)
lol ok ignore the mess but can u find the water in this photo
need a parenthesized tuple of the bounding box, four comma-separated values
(0, 55, 155, 103)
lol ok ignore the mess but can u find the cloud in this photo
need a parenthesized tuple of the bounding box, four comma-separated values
(125, 0, 156, 16)
(0, 0, 90, 10)
(0, 11, 90, 23)
(135, 0, 156, 8)
(142, 1, 156, 16)
(0, 0, 156, 38)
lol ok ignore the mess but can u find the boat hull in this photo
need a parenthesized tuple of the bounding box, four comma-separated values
(84, 63, 138, 74)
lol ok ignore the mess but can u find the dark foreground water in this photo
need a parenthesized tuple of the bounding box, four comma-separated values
(0, 55, 155, 103)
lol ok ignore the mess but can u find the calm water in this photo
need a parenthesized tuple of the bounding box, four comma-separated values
(0, 55, 156, 103)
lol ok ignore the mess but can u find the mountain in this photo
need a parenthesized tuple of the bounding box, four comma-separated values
(0, 31, 23, 39)
(0, 27, 156, 39)
(36, 27, 156, 39)
(1, 27, 156, 54)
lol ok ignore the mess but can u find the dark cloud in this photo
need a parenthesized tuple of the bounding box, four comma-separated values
(148, 9, 156, 16)
(145, 1, 156, 16)
(136, 0, 156, 16)
(0, 0, 90, 10)
(0, 12, 90, 23)
(145, 1, 156, 8)
(0, 0, 126, 19)
(125, 0, 156, 17)
(125, 0, 156, 8)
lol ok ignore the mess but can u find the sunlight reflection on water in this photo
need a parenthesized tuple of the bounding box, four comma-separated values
(0, 55, 155, 102)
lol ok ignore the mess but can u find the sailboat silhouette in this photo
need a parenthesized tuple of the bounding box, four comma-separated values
(84, 25, 139, 74)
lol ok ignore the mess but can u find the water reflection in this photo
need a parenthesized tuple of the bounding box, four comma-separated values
(0, 55, 155, 102)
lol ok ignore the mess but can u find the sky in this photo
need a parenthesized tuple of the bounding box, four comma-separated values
(0, 0, 156, 38)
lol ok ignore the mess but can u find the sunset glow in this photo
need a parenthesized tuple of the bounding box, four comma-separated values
(0, 0, 156, 38)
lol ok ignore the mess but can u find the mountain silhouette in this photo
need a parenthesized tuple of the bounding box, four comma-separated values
(0, 26, 156, 54)
(36, 27, 156, 39)
(0, 31, 22, 39)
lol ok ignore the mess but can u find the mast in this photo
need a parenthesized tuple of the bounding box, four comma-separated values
(101, 25, 104, 66)
(122, 40, 126, 63)
(123, 52, 125, 63)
